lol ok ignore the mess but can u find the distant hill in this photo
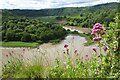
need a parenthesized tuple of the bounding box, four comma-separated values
(2, 2, 119, 17)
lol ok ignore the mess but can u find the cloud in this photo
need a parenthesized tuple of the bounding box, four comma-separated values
(0, 0, 119, 9)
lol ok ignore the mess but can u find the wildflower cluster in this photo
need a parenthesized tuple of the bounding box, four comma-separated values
(91, 23, 105, 41)
(91, 23, 109, 53)
(64, 44, 79, 57)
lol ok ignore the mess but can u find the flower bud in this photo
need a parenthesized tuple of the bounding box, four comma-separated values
(74, 49, 78, 54)
(64, 44, 68, 48)
(85, 54, 88, 57)
(6, 54, 8, 57)
(103, 46, 108, 51)
(92, 47, 97, 52)
(93, 37, 102, 41)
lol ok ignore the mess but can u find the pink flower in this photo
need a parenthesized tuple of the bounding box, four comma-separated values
(99, 27, 104, 30)
(93, 37, 102, 41)
(95, 29, 101, 32)
(91, 30, 96, 36)
(93, 23, 103, 29)
(74, 49, 78, 54)
(92, 47, 97, 52)
(91, 32, 95, 35)
(64, 44, 68, 48)
(86, 54, 88, 57)
(100, 31, 106, 35)
(6, 54, 8, 57)
(98, 37, 102, 40)
(67, 48, 69, 51)
(103, 46, 108, 51)
(92, 23, 105, 35)
(23, 49, 25, 51)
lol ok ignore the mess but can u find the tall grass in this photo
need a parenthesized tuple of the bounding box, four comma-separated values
(48, 54, 99, 78)
(2, 53, 45, 78)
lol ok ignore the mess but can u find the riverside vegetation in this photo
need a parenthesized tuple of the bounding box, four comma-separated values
(1, 2, 120, 78)
(1, 2, 118, 47)
(1, 16, 67, 47)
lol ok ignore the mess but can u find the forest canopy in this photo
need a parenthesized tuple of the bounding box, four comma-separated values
(1, 16, 67, 43)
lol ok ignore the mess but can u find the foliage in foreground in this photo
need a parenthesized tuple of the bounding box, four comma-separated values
(48, 15, 120, 78)
(2, 54, 44, 78)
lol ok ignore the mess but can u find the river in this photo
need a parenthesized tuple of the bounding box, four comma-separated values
(1, 33, 97, 65)
(1, 26, 100, 65)
(63, 26, 91, 33)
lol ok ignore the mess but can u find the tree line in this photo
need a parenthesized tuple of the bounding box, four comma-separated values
(1, 16, 67, 43)
(56, 9, 117, 28)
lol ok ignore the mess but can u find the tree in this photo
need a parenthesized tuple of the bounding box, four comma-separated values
(21, 32, 32, 42)
(6, 30, 15, 41)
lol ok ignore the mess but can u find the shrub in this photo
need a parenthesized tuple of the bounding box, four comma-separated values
(37, 40, 43, 44)
(21, 32, 32, 42)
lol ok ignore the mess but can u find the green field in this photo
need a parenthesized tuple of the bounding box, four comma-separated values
(68, 15, 83, 19)
(37, 16, 58, 22)
(0, 42, 39, 48)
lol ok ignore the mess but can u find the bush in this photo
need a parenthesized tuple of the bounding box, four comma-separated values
(21, 32, 32, 42)
(37, 40, 43, 44)
(4, 39, 8, 42)
(50, 39, 61, 44)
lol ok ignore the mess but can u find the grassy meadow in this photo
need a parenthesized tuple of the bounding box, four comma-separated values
(0, 42, 39, 48)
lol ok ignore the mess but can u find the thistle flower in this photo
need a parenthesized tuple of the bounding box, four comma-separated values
(92, 47, 97, 52)
(6, 54, 8, 57)
(23, 49, 25, 51)
(103, 46, 108, 51)
(92, 23, 105, 41)
(74, 49, 78, 54)
(93, 29, 101, 33)
(93, 23, 103, 29)
(64, 44, 68, 48)
(85, 54, 88, 57)
(93, 37, 102, 41)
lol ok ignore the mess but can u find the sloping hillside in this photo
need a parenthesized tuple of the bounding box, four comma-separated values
(2, 2, 119, 17)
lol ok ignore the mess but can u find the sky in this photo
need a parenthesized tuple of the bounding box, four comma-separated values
(0, 0, 119, 9)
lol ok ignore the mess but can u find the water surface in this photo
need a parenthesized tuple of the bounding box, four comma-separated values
(1, 34, 96, 65)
